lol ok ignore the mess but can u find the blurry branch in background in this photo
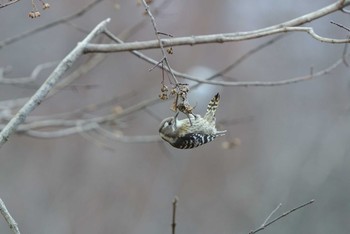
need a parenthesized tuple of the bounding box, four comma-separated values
(0, 0, 20, 9)
(0, 198, 20, 234)
(0, 0, 104, 49)
(0, 54, 105, 110)
(207, 35, 286, 80)
(249, 199, 315, 234)
(0, 62, 57, 84)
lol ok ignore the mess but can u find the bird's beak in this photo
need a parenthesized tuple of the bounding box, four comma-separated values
(174, 112, 179, 128)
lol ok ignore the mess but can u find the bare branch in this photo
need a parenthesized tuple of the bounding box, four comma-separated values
(249, 199, 315, 234)
(85, 25, 350, 53)
(0, 198, 20, 234)
(0, 18, 111, 147)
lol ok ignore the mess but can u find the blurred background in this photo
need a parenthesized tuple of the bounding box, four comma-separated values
(1, 0, 350, 234)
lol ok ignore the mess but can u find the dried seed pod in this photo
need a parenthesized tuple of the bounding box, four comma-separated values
(167, 47, 173, 54)
(170, 88, 177, 96)
(177, 101, 194, 116)
(42, 3, 50, 9)
(158, 93, 168, 100)
(170, 95, 179, 112)
(29, 11, 35, 18)
(160, 85, 168, 93)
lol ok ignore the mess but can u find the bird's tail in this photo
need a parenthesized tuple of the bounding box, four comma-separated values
(204, 93, 220, 122)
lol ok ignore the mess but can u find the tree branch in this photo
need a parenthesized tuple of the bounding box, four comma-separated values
(249, 199, 315, 234)
(85, 26, 350, 53)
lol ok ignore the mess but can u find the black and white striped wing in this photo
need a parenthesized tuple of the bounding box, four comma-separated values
(171, 133, 217, 149)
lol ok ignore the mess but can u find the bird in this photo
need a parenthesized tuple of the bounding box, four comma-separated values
(159, 93, 226, 149)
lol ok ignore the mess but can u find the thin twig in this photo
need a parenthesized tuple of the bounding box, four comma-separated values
(261, 203, 282, 226)
(141, 0, 179, 84)
(249, 199, 315, 234)
(330, 21, 350, 32)
(0, 198, 20, 234)
(172, 197, 178, 234)
(207, 35, 285, 80)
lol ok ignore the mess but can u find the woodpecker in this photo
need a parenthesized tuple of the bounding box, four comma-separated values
(159, 93, 226, 149)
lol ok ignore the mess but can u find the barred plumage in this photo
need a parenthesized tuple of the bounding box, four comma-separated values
(159, 93, 226, 149)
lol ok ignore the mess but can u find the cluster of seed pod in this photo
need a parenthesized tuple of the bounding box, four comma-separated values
(29, 1, 50, 18)
(158, 82, 195, 117)
(158, 84, 169, 100)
